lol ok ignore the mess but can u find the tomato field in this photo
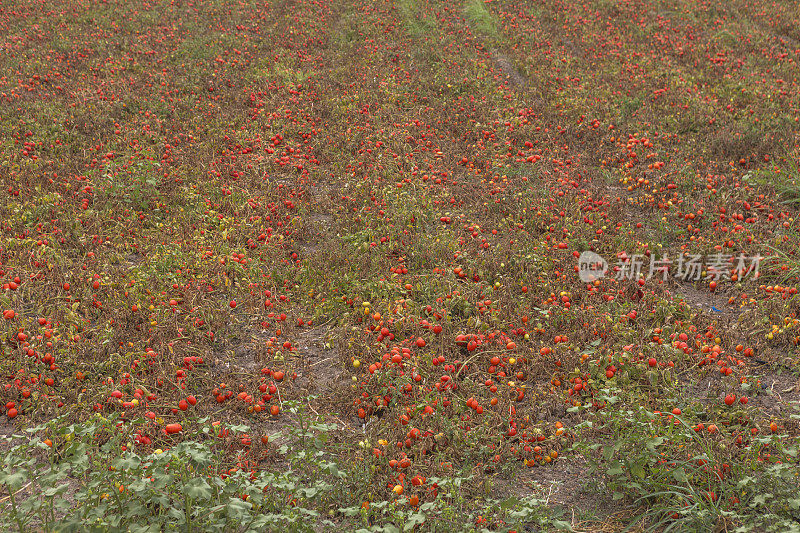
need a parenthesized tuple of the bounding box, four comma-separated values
(1, 0, 799, 530)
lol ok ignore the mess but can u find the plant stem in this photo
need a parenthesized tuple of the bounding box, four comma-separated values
(185, 494, 192, 533)
(6, 486, 26, 533)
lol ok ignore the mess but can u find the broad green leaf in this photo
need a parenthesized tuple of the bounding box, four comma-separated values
(184, 477, 212, 500)
(500, 496, 520, 510)
(1, 471, 27, 490)
(43, 483, 71, 497)
(301, 486, 319, 498)
(130, 524, 163, 533)
(751, 493, 772, 506)
(602, 446, 615, 461)
(226, 498, 253, 521)
(630, 462, 646, 479)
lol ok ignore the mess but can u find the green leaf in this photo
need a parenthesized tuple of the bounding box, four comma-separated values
(737, 476, 755, 488)
(301, 486, 319, 498)
(226, 498, 253, 521)
(672, 467, 688, 483)
(751, 493, 772, 506)
(184, 477, 212, 500)
(115, 455, 142, 471)
(602, 446, 616, 461)
(43, 483, 71, 497)
(0, 471, 27, 490)
(404, 513, 426, 531)
(321, 461, 342, 479)
(130, 524, 163, 533)
(500, 496, 520, 510)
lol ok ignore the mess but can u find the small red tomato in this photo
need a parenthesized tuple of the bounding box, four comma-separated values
(165, 423, 182, 434)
